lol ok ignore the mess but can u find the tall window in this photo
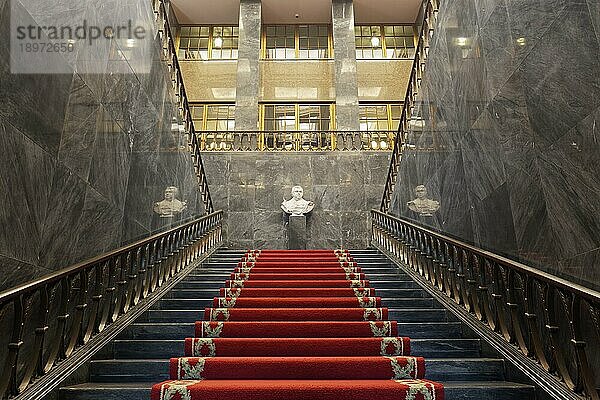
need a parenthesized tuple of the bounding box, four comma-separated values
(191, 104, 236, 150)
(355, 25, 415, 59)
(178, 26, 239, 60)
(359, 103, 401, 150)
(264, 25, 330, 59)
(261, 103, 333, 150)
(262, 104, 332, 131)
(359, 103, 402, 131)
(191, 104, 236, 130)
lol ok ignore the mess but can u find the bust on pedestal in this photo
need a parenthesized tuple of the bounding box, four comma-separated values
(281, 186, 314, 249)
(407, 185, 440, 221)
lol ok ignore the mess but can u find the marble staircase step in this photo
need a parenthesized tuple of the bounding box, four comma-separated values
(60, 381, 534, 400)
(111, 338, 481, 359)
(117, 321, 463, 340)
(89, 358, 505, 382)
(138, 308, 449, 323)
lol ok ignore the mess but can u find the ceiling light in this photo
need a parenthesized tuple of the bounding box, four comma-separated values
(455, 37, 468, 47)
(213, 35, 223, 48)
(126, 39, 136, 48)
(371, 140, 379, 149)
(380, 141, 388, 150)
(516, 37, 526, 46)
(370, 36, 380, 48)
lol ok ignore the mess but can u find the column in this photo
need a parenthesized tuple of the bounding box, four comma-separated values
(332, 0, 360, 148)
(235, 0, 262, 140)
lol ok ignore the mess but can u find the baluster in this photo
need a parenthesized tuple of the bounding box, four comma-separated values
(524, 279, 551, 371)
(480, 259, 497, 330)
(450, 246, 461, 304)
(569, 297, 598, 399)
(65, 271, 88, 356)
(41, 280, 65, 373)
(0, 295, 24, 397)
(457, 250, 471, 311)
(470, 255, 484, 321)
(112, 255, 128, 321)
(545, 288, 576, 390)
(507, 271, 529, 355)
(18, 288, 48, 392)
(83, 264, 104, 343)
(98, 259, 116, 330)
(495, 265, 512, 342)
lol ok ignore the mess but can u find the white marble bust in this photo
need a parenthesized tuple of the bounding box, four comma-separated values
(407, 185, 440, 217)
(154, 186, 187, 218)
(281, 186, 314, 216)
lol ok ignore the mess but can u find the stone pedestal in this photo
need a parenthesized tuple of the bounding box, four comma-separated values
(288, 215, 307, 250)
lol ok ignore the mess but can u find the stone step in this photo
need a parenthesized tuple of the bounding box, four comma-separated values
(182, 273, 411, 281)
(60, 381, 534, 400)
(137, 308, 449, 323)
(89, 358, 505, 382)
(173, 280, 422, 290)
(111, 338, 480, 359)
(118, 321, 463, 340)
(152, 297, 435, 310)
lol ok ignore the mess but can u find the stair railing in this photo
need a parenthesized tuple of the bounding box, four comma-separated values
(371, 210, 600, 400)
(380, 0, 440, 212)
(153, 0, 214, 214)
(0, 211, 223, 399)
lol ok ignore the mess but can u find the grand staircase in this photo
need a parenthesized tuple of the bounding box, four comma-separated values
(60, 249, 535, 399)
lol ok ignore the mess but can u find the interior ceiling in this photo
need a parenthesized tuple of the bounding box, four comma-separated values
(171, 0, 421, 25)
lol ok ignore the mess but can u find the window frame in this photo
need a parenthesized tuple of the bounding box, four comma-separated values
(354, 24, 416, 60)
(178, 25, 239, 60)
(262, 24, 333, 60)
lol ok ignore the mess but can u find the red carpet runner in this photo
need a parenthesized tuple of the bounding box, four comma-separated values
(151, 249, 445, 400)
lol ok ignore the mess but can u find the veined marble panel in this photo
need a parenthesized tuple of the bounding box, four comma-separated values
(391, 0, 600, 288)
(235, 0, 261, 131)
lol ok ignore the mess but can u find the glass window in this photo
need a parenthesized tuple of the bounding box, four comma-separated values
(190, 104, 235, 131)
(178, 25, 239, 60)
(264, 25, 330, 59)
(262, 103, 333, 150)
(359, 103, 401, 150)
(355, 25, 415, 59)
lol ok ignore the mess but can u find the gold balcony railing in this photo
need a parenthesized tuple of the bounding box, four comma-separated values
(196, 130, 396, 151)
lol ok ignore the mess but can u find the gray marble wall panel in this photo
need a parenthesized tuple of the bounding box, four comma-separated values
(0, 1, 205, 291)
(389, 0, 600, 289)
(234, 0, 261, 131)
(332, 0, 360, 131)
(203, 152, 390, 249)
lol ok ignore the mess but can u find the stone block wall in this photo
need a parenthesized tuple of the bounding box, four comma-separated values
(202, 152, 390, 249)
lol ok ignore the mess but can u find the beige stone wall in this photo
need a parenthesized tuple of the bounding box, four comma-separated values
(180, 61, 238, 102)
(259, 61, 336, 102)
(357, 60, 412, 101)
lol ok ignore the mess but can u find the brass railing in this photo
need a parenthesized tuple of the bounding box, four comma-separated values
(0, 211, 223, 399)
(196, 130, 396, 152)
(371, 210, 600, 400)
(380, 0, 440, 211)
(153, 0, 214, 213)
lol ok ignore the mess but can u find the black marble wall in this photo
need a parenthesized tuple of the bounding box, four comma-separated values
(202, 152, 390, 249)
(0, 0, 204, 291)
(389, 0, 600, 289)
